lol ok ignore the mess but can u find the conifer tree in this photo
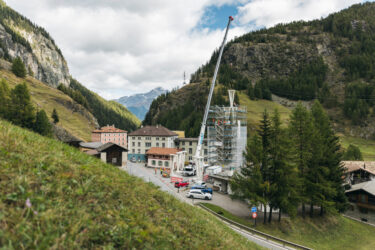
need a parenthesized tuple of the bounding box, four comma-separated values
(343, 144, 363, 160)
(247, 84, 255, 100)
(51, 108, 59, 124)
(9, 83, 35, 129)
(11, 57, 27, 78)
(0, 79, 11, 119)
(34, 109, 52, 137)
(288, 103, 314, 218)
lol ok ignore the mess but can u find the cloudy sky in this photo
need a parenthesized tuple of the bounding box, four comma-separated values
(5, 0, 370, 99)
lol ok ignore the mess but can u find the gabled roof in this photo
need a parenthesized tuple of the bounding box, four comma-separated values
(146, 147, 183, 155)
(80, 142, 103, 149)
(92, 125, 127, 133)
(96, 142, 128, 152)
(342, 161, 375, 176)
(346, 180, 375, 196)
(129, 125, 177, 137)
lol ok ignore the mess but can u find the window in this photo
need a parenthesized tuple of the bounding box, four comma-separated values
(182, 148, 185, 151)
(138, 142, 141, 147)
(162, 138, 165, 141)
(182, 142, 185, 146)
(132, 142, 135, 146)
(132, 137, 135, 139)
(158, 161, 162, 166)
(204, 141, 207, 146)
(138, 137, 141, 140)
(156, 137, 159, 140)
(189, 148, 192, 154)
(361, 194, 367, 203)
(189, 156, 192, 161)
(162, 143, 165, 148)
(152, 160, 156, 165)
(132, 149, 135, 153)
(156, 143, 159, 147)
(146, 142, 151, 147)
(146, 137, 151, 140)
(204, 149, 208, 155)
(189, 142, 192, 146)
(164, 161, 169, 167)
(138, 149, 141, 153)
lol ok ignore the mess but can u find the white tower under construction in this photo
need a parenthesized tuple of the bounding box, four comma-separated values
(206, 90, 247, 171)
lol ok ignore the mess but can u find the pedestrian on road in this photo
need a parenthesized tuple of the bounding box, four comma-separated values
(154, 167, 157, 175)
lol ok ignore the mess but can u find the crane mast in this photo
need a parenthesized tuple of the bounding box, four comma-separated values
(194, 16, 233, 181)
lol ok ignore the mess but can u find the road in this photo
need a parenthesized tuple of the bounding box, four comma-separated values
(121, 162, 291, 250)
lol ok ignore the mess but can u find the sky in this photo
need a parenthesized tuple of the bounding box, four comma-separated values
(4, 0, 371, 99)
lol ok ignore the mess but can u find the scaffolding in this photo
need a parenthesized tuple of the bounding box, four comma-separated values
(206, 99, 247, 171)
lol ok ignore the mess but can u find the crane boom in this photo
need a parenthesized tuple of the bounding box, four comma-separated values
(194, 16, 233, 181)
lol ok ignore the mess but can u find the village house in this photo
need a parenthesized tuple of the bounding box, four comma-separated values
(345, 181, 375, 224)
(174, 137, 209, 163)
(91, 125, 128, 148)
(128, 125, 178, 162)
(146, 147, 185, 172)
(83, 142, 128, 167)
(342, 161, 375, 185)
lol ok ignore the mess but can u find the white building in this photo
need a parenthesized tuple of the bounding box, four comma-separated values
(146, 147, 186, 173)
(175, 137, 209, 163)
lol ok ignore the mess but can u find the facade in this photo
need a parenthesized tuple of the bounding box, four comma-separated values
(175, 138, 209, 163)
(343, 161, 375, 185)
(82, 142, 128, 166)
(128, 125, 178, 162)
(345, 181, 375, 224)
(146, 147, 185, 172)
(92, 125, 128, 148)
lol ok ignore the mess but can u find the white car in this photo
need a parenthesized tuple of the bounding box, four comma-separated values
(186, 189, 212, 200)
(193, 180, 207, 188)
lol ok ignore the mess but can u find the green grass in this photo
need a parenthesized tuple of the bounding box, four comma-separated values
(1, 68, 96, 141)
(201, 203, 375, 250)
(0, 119, 262, 249)
(339, 134, 375, 161)
(238, 92, 291, 131)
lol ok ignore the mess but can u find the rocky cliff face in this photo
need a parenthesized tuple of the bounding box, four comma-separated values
(0, 4, 70, 87)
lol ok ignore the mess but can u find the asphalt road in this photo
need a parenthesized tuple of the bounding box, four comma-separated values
(121, 162, 290, 250)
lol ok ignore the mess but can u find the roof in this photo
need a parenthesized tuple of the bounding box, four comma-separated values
(177, 137, 198, 142)
(146, 147, 183, 155)
(129, 125, 177, 137)
(85, 149, 99, 155)
(342, 161, 375, 176)
(346, 180, 375, 196)
(92, 125, 127, 133)
(79, 142, 103, 149)
(96, 142, 128, 152)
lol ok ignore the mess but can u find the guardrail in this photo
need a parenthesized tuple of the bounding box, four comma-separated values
(197, 203, 312, 250)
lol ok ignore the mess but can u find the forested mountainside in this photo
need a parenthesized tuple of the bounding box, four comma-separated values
(0, 1, 140, 134)
(144, 2, 375, 139)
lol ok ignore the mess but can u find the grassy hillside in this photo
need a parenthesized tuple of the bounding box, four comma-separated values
(0, 67, 96, 141)
(0, 119, 261, 249)
(202, 203, 375, 250)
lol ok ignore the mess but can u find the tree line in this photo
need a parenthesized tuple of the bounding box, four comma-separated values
(0, 80, 55, 137)
(231, 101, 347, 223)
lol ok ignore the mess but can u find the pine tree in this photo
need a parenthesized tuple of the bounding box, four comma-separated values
(288, 103, 314, 218)
(51, 108, 59, 124)
(269, 109, 300, 222)
(247, 84, 255, 100)
(9, 83, 35, 129)
(11, 57, 27, 78)
(0, 79, 11, 119)
(34, 109, 52, 137)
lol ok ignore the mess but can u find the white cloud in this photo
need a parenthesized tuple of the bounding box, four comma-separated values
(4, 0, 367, 99)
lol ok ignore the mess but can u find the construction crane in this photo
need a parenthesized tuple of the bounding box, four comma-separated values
(194, 16, 234, 181)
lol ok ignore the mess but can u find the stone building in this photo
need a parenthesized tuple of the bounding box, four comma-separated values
(128, 125, 178, 162)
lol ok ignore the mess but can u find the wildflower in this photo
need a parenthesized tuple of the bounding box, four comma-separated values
(26, 198, 32, 208)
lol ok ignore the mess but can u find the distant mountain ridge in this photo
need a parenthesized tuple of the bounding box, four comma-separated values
(114, 87, 167, 120)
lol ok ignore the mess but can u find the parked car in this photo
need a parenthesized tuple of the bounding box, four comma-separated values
(186, 189, 212, 200)
(193, 181, 207, 188)
(191, 185, 213, 194)
(182, 166, 196, 176)
(130, 157, 136, 163)
(174, 181, 189, 188)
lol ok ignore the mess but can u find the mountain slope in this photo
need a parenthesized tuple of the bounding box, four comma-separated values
(145, 2, 375, 140)
(0, 59, 97, 141)
(114, 87, 167, 120)
(0, 119, 261, 249)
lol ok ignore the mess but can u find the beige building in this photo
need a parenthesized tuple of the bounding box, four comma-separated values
(175, 138, 208, 163)
(146, 147, 186, 173)
(128, 125, 178, 162)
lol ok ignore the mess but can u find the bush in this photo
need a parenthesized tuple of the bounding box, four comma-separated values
(11, 57, 27, 78)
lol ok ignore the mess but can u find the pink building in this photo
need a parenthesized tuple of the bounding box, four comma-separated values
(91, 125, 128, 148)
